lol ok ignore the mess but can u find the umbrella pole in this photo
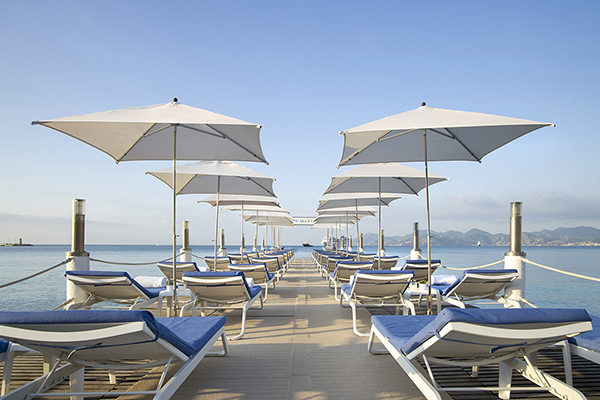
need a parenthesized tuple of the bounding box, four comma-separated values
(214, 177, 221, 271)
(356, 199, 360, 261)
(378, 177, 382, 270)
(424, 130, 433, 315)
(255, 210, 259, 251)
(172, 125, 178, 316)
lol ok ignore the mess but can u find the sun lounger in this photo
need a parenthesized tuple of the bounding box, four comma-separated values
(373, 255, 400, 270)
(156, 261, 208, 283)
(433, 268, 520, 309)
(368, 308, 592, 400)
(228, 253, 250, 264)
(394, 259, 441, 281)
(341, 270, 415, 336)
(203, 256, 231, 271)
(65, 271, 166, 310)
(323, 256, 354, 282)
(181, 271, 263, 340)
(251, 257, 283, 283)
(0, 310, 227, 400)
(329, 261, 373, 301)
(228, 263, 276, 301)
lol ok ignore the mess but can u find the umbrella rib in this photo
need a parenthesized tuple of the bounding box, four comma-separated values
(377, 128, 421, 142)
(205, 124, 269, 164)
(117, 123, 162, 162)
(429, 128, 482, 162)
(245, 177, 276, 197)
(392, 177, 419, 195)
(338, 128, 421, 166)
(323, 177, 355, 195)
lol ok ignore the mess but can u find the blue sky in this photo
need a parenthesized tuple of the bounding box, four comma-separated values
(1, 1, 599, 245)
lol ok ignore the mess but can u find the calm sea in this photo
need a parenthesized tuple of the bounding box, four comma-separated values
(1, 244, 599, 315)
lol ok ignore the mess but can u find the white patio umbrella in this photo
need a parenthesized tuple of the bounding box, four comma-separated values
(337, 103, 554, 313)
(222, 203, 288, 252)
(146, 161, 276, 270)
(32, 99, 267, 313)
(244, 213, 295, 247)
(317, 192, 403, 211)
(317, 194, 401, 258)
(323, 163, 448, 268)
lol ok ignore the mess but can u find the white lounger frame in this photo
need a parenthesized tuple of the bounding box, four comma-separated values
(65, 274, 159, 310)
(0, 320, 228, 400)
(341, 272, 415, 337)
(368, 320, 591, 400)
(181, 275, 264, 340)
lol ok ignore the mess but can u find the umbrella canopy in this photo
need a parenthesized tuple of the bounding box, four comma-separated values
(146, 161, 275, 196)
(318, 206, 378, 216)
(337, 103, 554, 313)
(147, 161, 276, 270)
(324, 163, 448, 195)
(32, 100, 267, 163)
(317, 192, 403, 211)
(200, 194, 279, 207)
(338, 103, 553, 166)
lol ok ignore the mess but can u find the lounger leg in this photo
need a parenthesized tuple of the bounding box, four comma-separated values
(503, 358, 586, 400)
(207, 331, 229, 357)
(70, 367, 84, 400)
(350, 300, 369, 337)
(263, 284, 269, 302)
(1, 344, 17, 396)
(229, 305, 249, 340)
(560, 341, 573, 386)
(498, 362, 512, 399)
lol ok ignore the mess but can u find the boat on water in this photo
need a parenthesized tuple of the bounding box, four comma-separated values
(302, 239, 313, 247)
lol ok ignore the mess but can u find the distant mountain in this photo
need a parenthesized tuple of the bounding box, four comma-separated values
(361, 226, 600, 247)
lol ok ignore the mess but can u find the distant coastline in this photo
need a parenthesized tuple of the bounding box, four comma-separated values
(362, 226, 600, 247)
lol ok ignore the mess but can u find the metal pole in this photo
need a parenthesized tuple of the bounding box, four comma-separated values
(172, 125, 178, 316)
(424, 129, 433, 315)
(355, 199, 360, 261)
(378, 177, 382, 269)
(181, 221, 191, 262)
(66, 199, 89, 308)
(504, 202, 525, 307)
(411, 222, 421, 260)
(213, 177, 220, 271)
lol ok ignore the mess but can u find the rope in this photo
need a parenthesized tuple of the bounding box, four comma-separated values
(522, 257, 600, 283)
(0, 258, 72, 289)
(90, 253, 182, 266)
(440, 259, 504, 271)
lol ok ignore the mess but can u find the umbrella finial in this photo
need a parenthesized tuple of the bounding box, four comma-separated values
(173, 97, 178, 103)
(421, 102, 426, 107)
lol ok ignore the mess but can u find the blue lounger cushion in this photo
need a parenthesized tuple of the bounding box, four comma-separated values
(372, 308, 592, 356)
(183, 271, 262, 298)
(0, 310, 225, 358)
(569, 315, 600, 352)
(65, 271, 166, 299)
(0, 338, 8, 354)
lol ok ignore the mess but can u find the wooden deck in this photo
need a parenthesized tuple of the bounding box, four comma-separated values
(2, 257, 600, 399)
